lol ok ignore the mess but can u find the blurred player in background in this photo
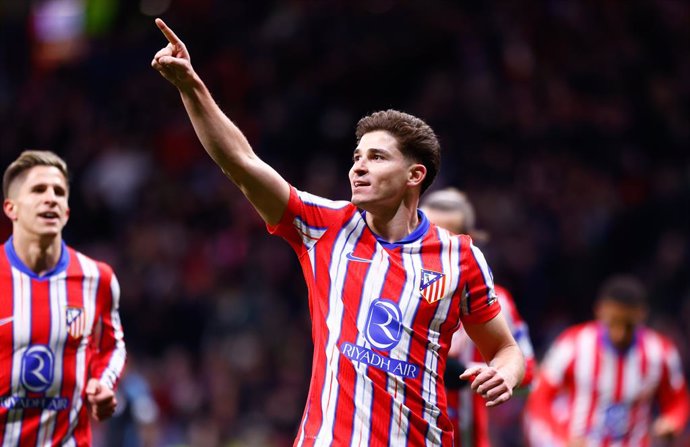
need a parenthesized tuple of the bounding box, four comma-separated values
(421, 188, 536, 447)
(1, 150, 126, 446)
(152, 19, 524, 446)
(524, 275, 689, 447)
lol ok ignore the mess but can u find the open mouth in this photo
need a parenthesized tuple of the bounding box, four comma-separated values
(353, 181, 370, 188)
(38, 212, 59, 220)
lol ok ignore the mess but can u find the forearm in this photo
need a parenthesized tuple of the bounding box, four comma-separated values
(179, 75, 256, 177)
(488, 342, 525, 391)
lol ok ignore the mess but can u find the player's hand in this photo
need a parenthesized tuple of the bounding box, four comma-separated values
(151, 18, 196, 91)
(651, 416, 677, 440)
(566, 438, 586, 447)
(459, 364, 514, 407)
(85, 378, 117, 422)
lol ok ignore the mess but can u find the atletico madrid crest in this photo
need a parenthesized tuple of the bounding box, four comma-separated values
(420, 269, 447, 304)
(66, 307, 85, 338)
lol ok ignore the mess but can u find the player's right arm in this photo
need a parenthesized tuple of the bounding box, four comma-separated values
(150, 18, 289, 225)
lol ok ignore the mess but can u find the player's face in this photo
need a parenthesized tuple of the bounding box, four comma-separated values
(349, 130, 420, 211)
(3, 166, 70, 239)
(421, 207, 466, 234)
(595, 299, 646, 351)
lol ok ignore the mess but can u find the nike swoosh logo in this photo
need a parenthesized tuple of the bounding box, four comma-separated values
(0, 316, 14, 327)
(346, 252, 372, 263)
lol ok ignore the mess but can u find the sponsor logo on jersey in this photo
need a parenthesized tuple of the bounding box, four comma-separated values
(365, 299, 402, 351)
(603, 403, 630, 440)
(340, 342, 420, 379)
(66, 307, 85, 338)
(0, 396, 69, 410)
(20, 345, 54, 393)
(420, 269, 447, 304)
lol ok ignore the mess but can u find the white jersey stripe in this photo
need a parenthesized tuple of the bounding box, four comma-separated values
(349, 234, 388, 447)
(570, 325, 597, 438)
(35, 272, 68, 446)
(423, 230, 456, 446)
(4, 269, 32, 447)
(64, 254, 99, 439)
(468, 243, 495, 300)
(387, 242, 423, 447)
(592, 342, 616, 445)
(298, 190, 351, 210)
(100, 275, 126, 389)
(294, 216, 328, 251)
(315, 214, 365, 444)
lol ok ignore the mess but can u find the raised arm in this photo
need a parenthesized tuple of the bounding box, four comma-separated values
(150, 18, 289, 225)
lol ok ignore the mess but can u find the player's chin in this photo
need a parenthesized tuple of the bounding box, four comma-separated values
(350, 193, 367, 207)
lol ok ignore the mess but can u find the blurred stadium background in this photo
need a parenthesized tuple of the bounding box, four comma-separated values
(1, 1, 688, 446)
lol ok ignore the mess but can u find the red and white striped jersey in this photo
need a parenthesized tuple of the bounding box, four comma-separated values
(524, 321, 690, 447)
(0, 238, 126, 447)
(268, 187, 501, 446)
(447, 285, 536, 447)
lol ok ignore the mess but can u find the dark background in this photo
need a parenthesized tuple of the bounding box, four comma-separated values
(1, 1, 688, 445)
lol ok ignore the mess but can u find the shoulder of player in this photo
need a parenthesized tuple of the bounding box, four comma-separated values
(553, 321, 596, 344)
(637, 325, 678, 351)
(67, 246, 116, 281)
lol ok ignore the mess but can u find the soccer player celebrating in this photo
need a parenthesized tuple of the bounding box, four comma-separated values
(151, 19, 524, 445)
(524, 275, 689, 447)
(1, 150, 126, 446)
(421, 188, 536, 447)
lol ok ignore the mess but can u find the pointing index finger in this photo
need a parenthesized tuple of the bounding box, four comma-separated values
(155, 18, 182, 45)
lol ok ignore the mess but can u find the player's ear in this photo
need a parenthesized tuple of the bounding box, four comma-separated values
(3, 199, 17, 221)
(408, 163, 427, 189)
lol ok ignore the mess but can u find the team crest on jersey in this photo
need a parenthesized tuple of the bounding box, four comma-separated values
(66, 307, 85, 338)
(419, 269, 447, 304)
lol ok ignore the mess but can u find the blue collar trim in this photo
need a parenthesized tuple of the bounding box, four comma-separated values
(4, 236, 69, 279)
(362, 209, 430, 249)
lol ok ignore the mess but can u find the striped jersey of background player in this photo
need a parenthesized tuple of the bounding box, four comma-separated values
(0, 150, 126, 446)
(524, 275, 689, 447)
(421, 188, 536, 447)
(151, 18, 525, 446)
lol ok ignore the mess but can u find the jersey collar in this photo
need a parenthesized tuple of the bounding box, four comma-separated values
(4, 236, 69, 280)
(361, 209, 430, 249)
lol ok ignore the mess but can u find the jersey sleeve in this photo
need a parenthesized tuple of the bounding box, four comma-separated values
(496, 286, 537, 386)
(457, 235, 501, 325)
(266, 185, 354, 255)
(656, 338, 690, 433)
(90, 264, 127, 390)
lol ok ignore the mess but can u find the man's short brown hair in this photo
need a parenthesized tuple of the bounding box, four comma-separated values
(3, 150, 69, 198)
(597, 275, 648, 308)
(355, 110, 440, 194)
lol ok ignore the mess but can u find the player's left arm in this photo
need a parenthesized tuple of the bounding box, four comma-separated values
(461, 314, 525, 407)
(652, 340, 690, 438)
(456, 236, 525, 406)
(497, 288, 537, 387)
(88, 265, 127, 421)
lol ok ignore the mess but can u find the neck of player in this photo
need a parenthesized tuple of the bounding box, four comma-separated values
(12, 230, 62, 276)
(364, 197, 420, 243)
